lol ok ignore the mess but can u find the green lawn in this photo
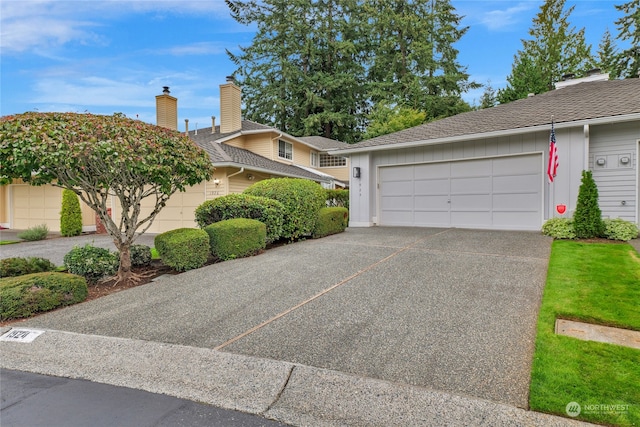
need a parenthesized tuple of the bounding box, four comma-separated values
(530, 240, 640, 426)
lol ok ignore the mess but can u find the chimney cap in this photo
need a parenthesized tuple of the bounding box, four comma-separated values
(225, 75, 235, 83)
(162, 86, 170, 94)
(561, 73, 575, 81)
(586, 68, 602, 76)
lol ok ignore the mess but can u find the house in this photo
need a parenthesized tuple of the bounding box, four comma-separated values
(333, 75, 640, 231)
(0, 78, 351, 234)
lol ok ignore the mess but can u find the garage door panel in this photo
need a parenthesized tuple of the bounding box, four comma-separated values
(493, 174, 540, 193)
(451, 159, 491, 177)
(493, 155, 539, 175)
(379, 154, 542, 230)
(415, 195, 449, 210)
(451, 176, 491, 194)
(383, 181, 413, 196)
(415, 178, 449, 195)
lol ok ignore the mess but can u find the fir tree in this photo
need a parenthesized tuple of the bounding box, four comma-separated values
(615, 0, 640, 78)
(596, 28, 621, 79)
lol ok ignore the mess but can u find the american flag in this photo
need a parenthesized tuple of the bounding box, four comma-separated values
(547, 120, 558, 183)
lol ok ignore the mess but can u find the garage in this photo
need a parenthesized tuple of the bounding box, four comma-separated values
(11, 184, 63, 231)
(378, 153, 543, 230)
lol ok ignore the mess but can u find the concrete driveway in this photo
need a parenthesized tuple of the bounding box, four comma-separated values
(7, 227, 552, 410)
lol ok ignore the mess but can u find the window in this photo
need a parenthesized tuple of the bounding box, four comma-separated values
(278, 140, 293, 160)
(320, 153, 346, 167)
(310, 151, 319, 167)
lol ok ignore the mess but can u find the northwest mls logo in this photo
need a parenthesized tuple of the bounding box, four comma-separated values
(566, 402, 581, 417)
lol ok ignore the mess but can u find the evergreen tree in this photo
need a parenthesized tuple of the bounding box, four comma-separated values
(615, 0, 640, 78)
(596, 28, 621, 79)
(573, 170, 604, 239)
(60, 189, 83, 237)
(498, 0, 594, 103)
(226, 0, 476, 143)
(363, 103, 427, 139)
(478, 80, 498, 109)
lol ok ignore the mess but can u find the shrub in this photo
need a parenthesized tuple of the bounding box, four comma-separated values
(0, 272, 88, 321)
(541, 217, 576, 239)
(130, 244, 152, 267)
(63, 244, 119, 283)
(325, 189, 349, 209)
(573, 170, 604, 239)
(195, 194, 285, 243)
(205, 218, 266, 261)
(60, 189, 83, 237)
(17, 224, 49, 241)
(313, 207, 349, 238)
(603, 218, 639, 242)
(0, 257, 57, 278)
(244, 178, 326, 240)
(154, 228, 209, 271)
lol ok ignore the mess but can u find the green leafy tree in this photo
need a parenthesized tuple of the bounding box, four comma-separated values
(615, 0, 640, 78)
(573, 170, 604, 239)
(363, 103, 426, 139)
(1, 112, 214, 284)
(60, 188, 83, 237)
(596, 28, 621, 79)
(498, 0, 594, 103)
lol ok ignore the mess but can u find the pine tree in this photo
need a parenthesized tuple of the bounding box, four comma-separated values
(615, 0, 640, 78)
(573, 170, 604, 239)
(478, 80, 498, 109)
(499, 0, 594, 103)
(596, 28, 621, 79)
(60, 189, 83, 237)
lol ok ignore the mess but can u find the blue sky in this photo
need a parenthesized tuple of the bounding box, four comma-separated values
(1, 1, 630, 132)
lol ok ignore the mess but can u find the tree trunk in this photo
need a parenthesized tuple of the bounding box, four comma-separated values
(116, 244, 133, 284)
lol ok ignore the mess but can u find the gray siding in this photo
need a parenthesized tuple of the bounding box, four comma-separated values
(589, 122, 639, 222)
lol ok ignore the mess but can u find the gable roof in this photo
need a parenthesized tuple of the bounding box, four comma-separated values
(186, 121, 346, 183)
(298, 135, 351, 151)
(333, 79, 640, 154)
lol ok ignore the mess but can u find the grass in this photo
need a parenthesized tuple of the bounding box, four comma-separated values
(0, 240, 20, 245)
(530, 240, 640, 426)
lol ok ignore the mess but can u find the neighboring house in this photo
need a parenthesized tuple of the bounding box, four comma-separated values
(0, 78, 351, 234)
(333, 75, 640, 231)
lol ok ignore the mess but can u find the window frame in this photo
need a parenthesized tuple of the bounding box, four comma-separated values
(319, 153, 347, 168)
(278, 140, 293, 161)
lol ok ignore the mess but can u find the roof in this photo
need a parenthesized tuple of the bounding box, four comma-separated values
(335, 79, 640, 153)
(186, 122, 342, 182)
(298, 135, 351, 151)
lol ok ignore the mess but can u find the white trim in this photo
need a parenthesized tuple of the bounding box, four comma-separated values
(348, 221, 375, 227)
(82, 225, 97, 232)
(375, 152, 545, 230)
(330, 113, 640, 156)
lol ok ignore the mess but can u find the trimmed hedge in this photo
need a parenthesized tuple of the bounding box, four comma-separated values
(313, 207, 349, 238)
(244, 178, 326, 240)
(0, 272, 88, 321)
(64, 244, 119, 283)
(0, 257, 57, 278)
(541, 218, 576, 239)
(154, 228, 209, 271)
(205, 218, 266, 261)
(325, 189, 349, 209)
(195, 194, 285, 243)
(60, 189, 83, 237)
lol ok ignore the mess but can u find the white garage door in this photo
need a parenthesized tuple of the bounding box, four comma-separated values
(379, 154, 543, 230)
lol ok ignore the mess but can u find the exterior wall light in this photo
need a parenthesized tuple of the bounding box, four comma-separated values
(620, 156, 630, 165)
(213, 178, 220, 186)
(353, 167, 361, 178)
(596, 158, 606, 166)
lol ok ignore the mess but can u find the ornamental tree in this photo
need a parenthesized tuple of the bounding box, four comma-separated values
(0, 112, 214, 284)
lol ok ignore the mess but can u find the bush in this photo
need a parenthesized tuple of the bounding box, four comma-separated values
(313, 207, 349, 238)
(130, 244, 152, 267)
(573, 170, 604, 239)
(603, 218, 639, 242)
(195, 194, 285, 243)
(17, 224, 49, 241)
(60, 189, 83, 237)
(244, 178, 326, 240)
(0, 272, 88, 321)
(325, 189, 349, 209)
(0, 257, 57, 278)
(541, 217, 576, 239)
(154, 228, 209, 271)
(205, 218, 266, 261)
(63, 244, 119, 283)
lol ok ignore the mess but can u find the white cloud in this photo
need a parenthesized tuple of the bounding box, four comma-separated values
(151, 42, 228, 56)
(464, 2, 536, 32)
(0, 0, 230, 54)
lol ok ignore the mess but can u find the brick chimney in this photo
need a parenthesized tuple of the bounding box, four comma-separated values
(156, 86, 178, 130)
(219, 76, 242, 133)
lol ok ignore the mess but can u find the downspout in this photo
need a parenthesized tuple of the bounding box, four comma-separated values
(584, 124, 590, 171)
(227, 167, 245, 179)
